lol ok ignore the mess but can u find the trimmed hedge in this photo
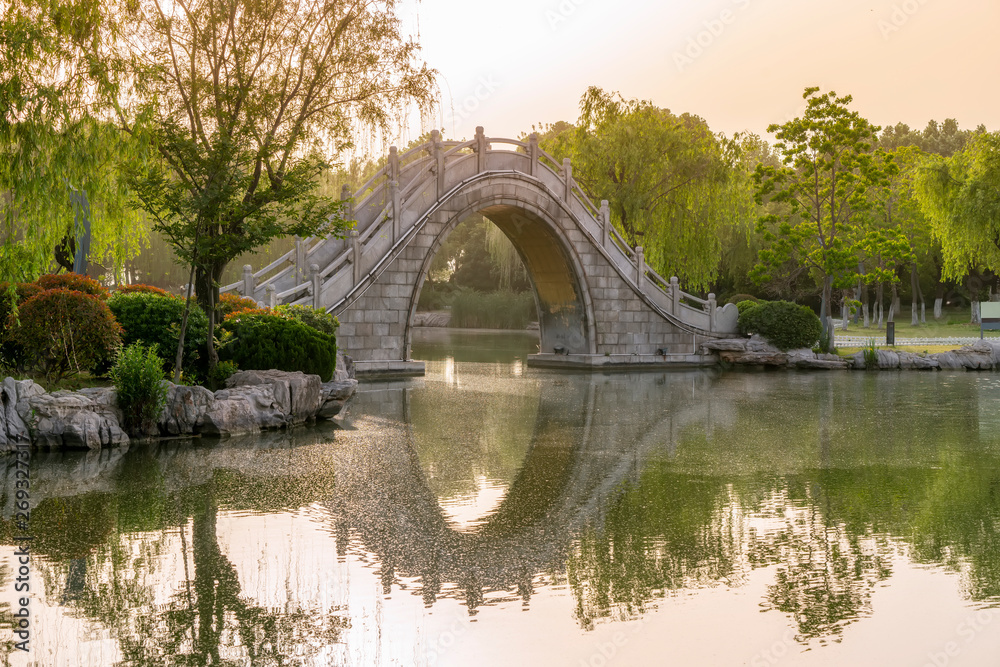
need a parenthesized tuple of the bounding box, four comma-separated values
(11, 288, 122, 381)
(115, 284, 172, 297)
(0, 282, 44, 371)
(36, 272, 108, 298)
(220, 312, 337, 381)
(275, 304, 339, 336)
(108, 291, 209, 374)
(738, 300, 822, 351)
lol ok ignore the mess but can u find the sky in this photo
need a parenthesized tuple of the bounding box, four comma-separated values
(394, 0, 1000, 145)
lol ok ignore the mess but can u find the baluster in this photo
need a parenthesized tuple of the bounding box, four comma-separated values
(242, 264, 253, 298)
(708, 293, 717, 331)
(390, 179, 400, 241)
(311, 263, 321, 308)
(266, 284, 276, 309)
(388, 145, 399, 182)
(351, 230, 361, 283)
(295, 236, 305, 284)
(431, 129, 445, 199)
(670, 276, 679, 315)
(600, 200, 610, 249)
(635, 246, 645, 290)
(475, 126, 487, 173)
(528, 133, 539, 177)
(562, 158, 572, 202)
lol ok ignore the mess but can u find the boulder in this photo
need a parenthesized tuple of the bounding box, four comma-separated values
(701, 339, 750, 353)
(226, 370, 322, 425)
(202, 384, 282, 436)
(793, 357, 850, 370)
(932, 351, 965, 370)
(159, 383, 215, 436)
(876, 349, 900, 370)
(334, 352, 356, 382)
(25, 391, 128, 450)
(318, 379, 359, 419)
(1, 378, 30, 450)
(897, 352, 940, 370)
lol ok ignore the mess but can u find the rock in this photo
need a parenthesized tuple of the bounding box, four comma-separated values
(202, 384, 282, 436)
(785, 348, 816, 366)
(159, 383, 215, 436)
(226, 370, 322, 425)
(13, 379, 46, 426)
(932, 351, 965, 370)
(701, 339, 750, 353)
(26, 391, 128, 450)
(1, 378, 30, 450)
(411, 311, 451, 327)
(954, 343, 997, 370)
(794, 357, 850, 370)
(849, 351, 867, 369)
(335, 352, 356, 381)
(897, 352, 940, 370)
(318, 379, 359, 419)
(718, 350, 788, 366)
(876, 349, 900, 370)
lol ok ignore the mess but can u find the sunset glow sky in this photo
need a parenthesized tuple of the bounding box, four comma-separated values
(399, 0, 1000, 143)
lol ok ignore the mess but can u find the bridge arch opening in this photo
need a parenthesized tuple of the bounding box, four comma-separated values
(408, 197, 597, 357)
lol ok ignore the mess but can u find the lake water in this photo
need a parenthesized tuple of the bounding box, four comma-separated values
(4, 329, 1000, 666)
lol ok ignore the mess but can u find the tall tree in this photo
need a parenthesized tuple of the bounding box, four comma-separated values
(112, 0, 436, 373)
(752, 87, 889, 336)
(0, 0, 150, 282)
(538, 88, 755, 292)
(915, 131, 1000, 288)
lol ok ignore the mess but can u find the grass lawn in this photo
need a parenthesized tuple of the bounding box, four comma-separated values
(837, 306, 998, 339)
(837, 344, 961, 356)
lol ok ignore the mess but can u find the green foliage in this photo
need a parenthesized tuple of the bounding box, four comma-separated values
(220, 313, 337, 380)
(537, 87, 757, 291)
(736, 300, 761, 317)
(863, 339, 879, 370)
(274, 304, 339, 337)
(728, 293, 760, 306)
(11, 288, 122, 382)
(36, 272, 108, 298)
(208, 360, 239, 389)
(753, 88, 893, 326)
(914, 131, 1000, 281)
(110, 343, 169, 437)
(0, 282, 42, 371)
(417, 281, 455, 311)
(107, 291, 208, 374)
(450, 289, 536, 329)
(738, 300, 822, 351)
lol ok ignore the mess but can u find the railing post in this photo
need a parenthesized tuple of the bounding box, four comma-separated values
(562, 158, 572, 202)
(388, 145, 399, 182)
(635, 246, 645, 290)
(351, 230, 361, 283)
(475, 126, 487, 173)
(242, 264, 253, 298)
(600, 200, 610, 249)
(431, 129, 445, 199)
(266, 284, 276, 309)
(670, 276, 680, 315)
(341, 184, 353, 221)
(310, 263, 321, 309)
(295, 236, 306, 284)
(528, 133, 539, 177)
(390, 179, 400, 241)
(708, 293, 717, 332)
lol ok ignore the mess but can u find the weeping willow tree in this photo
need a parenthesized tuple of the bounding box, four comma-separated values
(0, 0, 152, 282)
(537, 87, 756, 292)
(485, 223, 528, 290)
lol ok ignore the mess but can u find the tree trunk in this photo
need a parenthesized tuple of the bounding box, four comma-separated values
(933, 282, 945, 319)
(841, 293, 849, 331)
(890, 283, 900, 322)
(910, 266, 920, 326)
(820, 275, 833, 340)
(875, 282, 884, 328)
(195, 262, 225, 374)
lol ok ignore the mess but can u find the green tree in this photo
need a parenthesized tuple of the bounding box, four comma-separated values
(915, 131, 1000, 285)
(112, 0, 436, 375)
(0, 0, 150, 282)
(538, 87, 755, 292)
(752, 88, 889, 335)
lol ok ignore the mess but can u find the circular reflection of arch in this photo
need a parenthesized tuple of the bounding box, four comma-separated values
(328, 371, 720, 612)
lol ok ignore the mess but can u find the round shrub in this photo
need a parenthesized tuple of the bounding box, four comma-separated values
(110, 343, 169, 437)
(726, 293, 760, 306)
(36, 272, 108, 298)
(115, 283, 172, 297)
(275, 304, 339, 336)
(220, 312, 337, 380)
(736, 299, 762, 318)
(108, 291, 209, 374)
(12, 288, 122, 381)
(738, 300, 821, 351)
(218, 292, 260, 319)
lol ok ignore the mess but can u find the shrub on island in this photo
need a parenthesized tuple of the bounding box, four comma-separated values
(738, 300, 822, 351)
(108, 291, 209, 375)
(219, 311, 337, 380)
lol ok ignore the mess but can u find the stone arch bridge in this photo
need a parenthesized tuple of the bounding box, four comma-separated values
(221, 128, 738, 374)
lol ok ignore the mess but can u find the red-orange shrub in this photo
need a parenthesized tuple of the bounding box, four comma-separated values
(218, 292, 261, 318)
(36, 272, 108, 299)
(115, 284, 173, 298)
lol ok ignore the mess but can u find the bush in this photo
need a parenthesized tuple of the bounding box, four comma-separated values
(36, 272, 108, 299)
(0, 282, 43, 371)
(738, 300, 822, 351)
(736, 299, 761, 317)
(275, 304, 339, 336)
(451, 289, 536, 329)
(115, 284, 172, 297)
(218, 292, 260, 319)
(220, 312, 337, 380)
(11, 289, 122, 382)
(726, 293, 760, 306)
(110, 343, 169, 437)
(108, 291, 209, 375)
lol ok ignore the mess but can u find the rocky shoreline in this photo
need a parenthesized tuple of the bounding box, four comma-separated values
(0, 355, 358, 452)
(702, 337, 1000, 371)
